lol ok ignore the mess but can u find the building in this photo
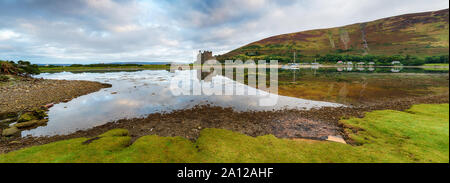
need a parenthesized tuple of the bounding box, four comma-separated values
(391, 61, 402, 66)
(195, 50, 216, 64)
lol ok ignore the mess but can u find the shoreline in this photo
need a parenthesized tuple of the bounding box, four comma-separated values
(0, 76, 111, 140)
(0, 76, 111, 115)
(0, 92, 447, 154)
(37, 64, 449, 73)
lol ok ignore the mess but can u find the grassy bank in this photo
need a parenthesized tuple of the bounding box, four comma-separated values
(424, 63, 449, 66)
(0, 103, 448, 163)
(423, 63, 449, 71)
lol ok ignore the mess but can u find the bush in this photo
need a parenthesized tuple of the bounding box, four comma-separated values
(0, 61, 19, 75)
(425, 55, 449, 64)
(0, 60, 40, 76)
(17, 60, 40, 75)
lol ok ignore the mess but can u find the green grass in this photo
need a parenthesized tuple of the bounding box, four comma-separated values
(424, 63, 449, 66)
(0, 104, 448, 163)
(423, 64, 449, 71)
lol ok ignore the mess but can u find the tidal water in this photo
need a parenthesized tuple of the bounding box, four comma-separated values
(23, 69, 343, 136)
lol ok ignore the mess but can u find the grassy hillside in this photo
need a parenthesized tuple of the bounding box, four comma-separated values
(1, 104, 448, 163)
(217, 9, 449, 63)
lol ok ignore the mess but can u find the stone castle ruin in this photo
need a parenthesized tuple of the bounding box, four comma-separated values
(196, 50, 215, 64)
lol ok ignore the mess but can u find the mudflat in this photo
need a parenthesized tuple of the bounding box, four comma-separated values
(0, 76, 111, 115)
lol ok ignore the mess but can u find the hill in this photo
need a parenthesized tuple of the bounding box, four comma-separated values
(216, 9, 449, 63)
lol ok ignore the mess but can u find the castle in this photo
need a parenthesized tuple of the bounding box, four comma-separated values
(196, 50, 215, 64)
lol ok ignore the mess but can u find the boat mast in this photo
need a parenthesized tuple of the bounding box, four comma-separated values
(293, 51, 296, 63)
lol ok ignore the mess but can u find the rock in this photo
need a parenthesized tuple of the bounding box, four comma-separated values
(2, 126, 20, 136)
(17, 112, 35, 122)
(9, 141, 21, 145)
(17, 109, 47, 123)
(0, 112, 17, 120)
(63, 99, 71, 103)
(14, 119, 48, 128)
(43, 103, 54, 109)
(33, 109, 48, 119)
(0, 118, 17, 124)
(326, 135, 347, 144)
(111, 92, 118, 94)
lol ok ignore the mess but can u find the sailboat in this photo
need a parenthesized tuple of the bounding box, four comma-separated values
(282, 51, 300, 69)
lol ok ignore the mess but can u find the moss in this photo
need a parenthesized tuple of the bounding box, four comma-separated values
(0, 75, 9, 82)
(98, 128, 129, 137)
(17, 112, 36, 122)
(32, 109, 48, 119)
(1, 104, 448, 163)
(17, 109, 47, 123)
(14, 119, 48, 129)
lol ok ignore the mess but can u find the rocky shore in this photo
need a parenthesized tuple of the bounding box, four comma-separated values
(0, 91, 447, 154)
(0, 77, 111, 114)
(0, 76, 111, 140)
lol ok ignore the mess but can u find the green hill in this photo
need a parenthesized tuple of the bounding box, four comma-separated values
(217, 9, 449, 63)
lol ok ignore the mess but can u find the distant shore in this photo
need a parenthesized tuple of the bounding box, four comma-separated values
(37, 63, 449, 73)
(38, 64, 170, 72)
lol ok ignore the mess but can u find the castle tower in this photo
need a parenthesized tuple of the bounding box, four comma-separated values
(196, 50, 215, 64)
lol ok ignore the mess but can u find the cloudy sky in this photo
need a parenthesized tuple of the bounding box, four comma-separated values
(0, 0, 448, 64)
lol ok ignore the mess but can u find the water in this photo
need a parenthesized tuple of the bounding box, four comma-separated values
(23, 69, 343, 137)
(275, 67, 449, 105)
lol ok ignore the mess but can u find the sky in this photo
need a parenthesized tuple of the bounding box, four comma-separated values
(0, 0, 448, 64)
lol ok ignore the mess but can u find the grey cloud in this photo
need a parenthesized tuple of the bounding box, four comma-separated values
(0, 0, 448, 64)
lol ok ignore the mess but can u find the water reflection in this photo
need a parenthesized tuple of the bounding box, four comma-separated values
(25, 70, 342, 137)
(276, 67, 448, 105)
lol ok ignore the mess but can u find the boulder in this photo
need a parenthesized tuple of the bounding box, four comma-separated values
(17, 112, 35, 122)
(33, 109, 48, 119)
(2, 126, 20, 136)
(14, 119, 48, 129)
(0, 118, 16, 124)
(0, 112, 17, 120)
(17, 109, 48, 123)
